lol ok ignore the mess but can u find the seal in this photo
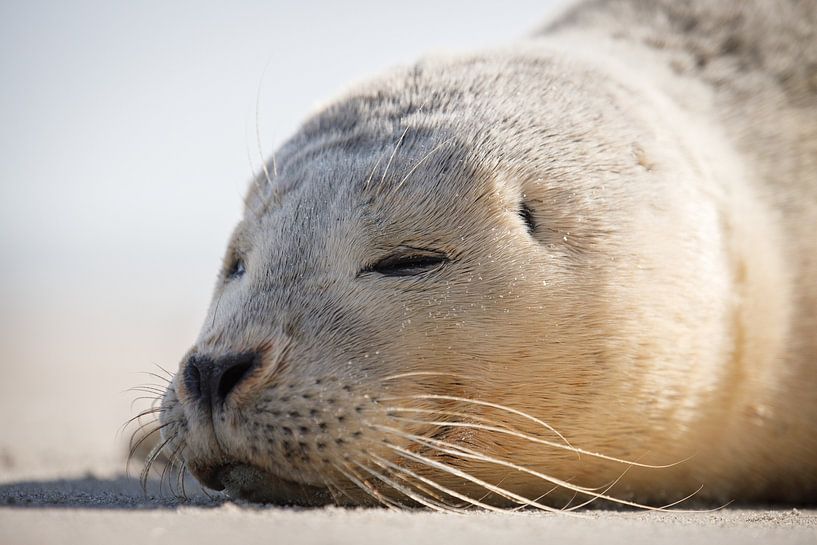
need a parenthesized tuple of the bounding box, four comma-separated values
(144, 0, 817, 508)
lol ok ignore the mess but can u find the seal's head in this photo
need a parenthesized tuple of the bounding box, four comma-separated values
(156, 49, 784, 507)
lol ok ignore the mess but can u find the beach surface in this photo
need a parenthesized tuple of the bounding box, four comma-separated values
(2, 463, 816, 544)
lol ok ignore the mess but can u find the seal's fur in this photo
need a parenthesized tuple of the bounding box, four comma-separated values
(149, 0, 816, 507)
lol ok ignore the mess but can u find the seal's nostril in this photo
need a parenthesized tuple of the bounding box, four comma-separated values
(182, 352, 258, 407)
(183, 355, 210, 401)
(216, 354, 257, 402)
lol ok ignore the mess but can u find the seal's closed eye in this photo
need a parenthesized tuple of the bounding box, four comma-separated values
(362, 247, 448, 277)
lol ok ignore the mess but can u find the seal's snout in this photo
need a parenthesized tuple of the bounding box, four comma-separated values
(182, 351, 259, 407)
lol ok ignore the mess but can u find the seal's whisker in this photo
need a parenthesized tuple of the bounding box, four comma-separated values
(175, 458, 189, 501)
(167, 442, 189, 500)
(393, 137, 454, 193)
(128, 396, 164, 411)
(121, 405, 173, 439)
(560, 465, 633, 511)
(475, 472, 514, 504)
(148, 436, 183, 501)
(385, 439, 565, 513)
(127, 378, 170, 391)
(367, 455, 469, 513)
(331, 462, 382, 507)
(119, 406, 165, 437)
(324, 474, 358, 506)
(173, 452, 191, 501)
(363, 153, 386, 192)
(318, 462, 357, 507)
(384, 426, 624, 503)
(383, 406, 581, 467)
(378, 125, 411, 189)
(365, 457, 463, 512)
(381, 442, 560, 513)
(125, 415, 167, 448)
(127, 420, 177, 476)
(344, 461, 410, 510)
(159, 442, 183, 498)
(381, 394, 577, 451)
(153, 362, 175, 380)
(385, 395, 676, 469)
(128, 382, 167, 392)
(140, 432, 177, 495)
(508, 484, 561, 512)
(379, 371, 479, 382)
(369, 452, 461, 507)
(137, 403, 172, 418)
(558, 466, 703, 513)
(318, 474, 344, 506)
(127, 385, 167, 396)
(353, 459, 456, 512)
(384, 406, 564, 451)
(385, 406, 536, 431)
(125, 418, 163, 451)
(645, 484, 710, 512)
(360, 100, 429, 191)
(558, 490, 581, 511)
(371, 451, 506, 512)
(333, 462, 399, 510)
(388, 414, 674, 470)
(381, 426, 682, 512)
(136, 371, 172, 385)
(254, 60, 276, 194)
(211, 290, 224, 329)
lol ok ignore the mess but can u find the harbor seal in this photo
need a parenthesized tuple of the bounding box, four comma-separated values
(144, 0, 817, 508)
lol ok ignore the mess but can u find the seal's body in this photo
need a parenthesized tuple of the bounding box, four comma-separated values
(155, 0, 817, 507)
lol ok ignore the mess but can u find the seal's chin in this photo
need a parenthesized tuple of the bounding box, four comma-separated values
(192, 463, 333, 506)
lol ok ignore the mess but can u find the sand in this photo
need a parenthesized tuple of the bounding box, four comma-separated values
(2, 468, 816, 544)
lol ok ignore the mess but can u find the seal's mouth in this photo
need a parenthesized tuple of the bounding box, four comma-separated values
(191, 463, 333, 506)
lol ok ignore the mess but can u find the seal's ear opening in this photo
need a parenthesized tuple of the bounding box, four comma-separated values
(519, 202, 536, 235)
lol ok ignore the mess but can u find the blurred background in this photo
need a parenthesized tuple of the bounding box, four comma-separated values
(0, 0, 554, 478)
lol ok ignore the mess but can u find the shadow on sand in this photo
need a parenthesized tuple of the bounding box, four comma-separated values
(0, 474, 226, 510)
(4, 474, 813, 513)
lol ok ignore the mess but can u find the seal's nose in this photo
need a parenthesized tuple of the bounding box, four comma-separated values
(183, 352, 258, 407)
